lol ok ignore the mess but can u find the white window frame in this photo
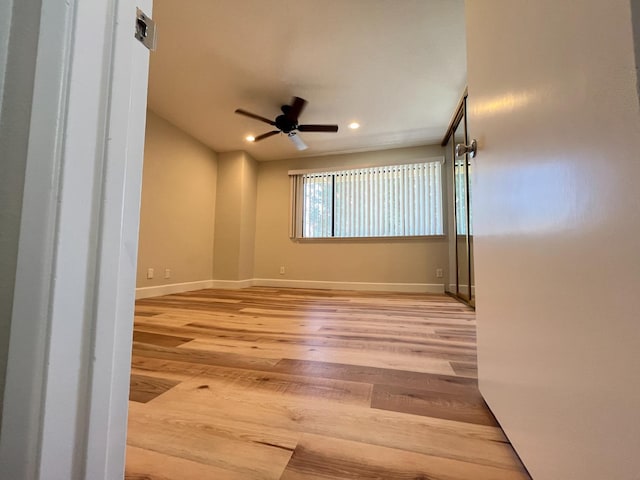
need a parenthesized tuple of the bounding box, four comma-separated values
(289, 157, 445, 240)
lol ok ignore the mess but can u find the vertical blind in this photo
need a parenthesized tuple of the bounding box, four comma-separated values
(294, 161, 443, 238)
(302, 173, 334, 237)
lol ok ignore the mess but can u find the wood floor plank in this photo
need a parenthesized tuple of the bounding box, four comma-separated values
(125, 446, 249, 480)
(133, 330, 193, 347)
(182, 338, 457, 376)
(271, 359, 479, 395)
(127, 402, 296, 479)
(371, 383, 498, 426)
(133, 312, 197, 327)
(129, 400, 302, 452)
(129, 374, 180, 403)
(195, 365, 373, 406)
(280, 433, 529, 480)
(132, 311, 160, 317)
(132, 341, 282, 370)
(127, 287, 530, 479)
(130, 355, 211, 382)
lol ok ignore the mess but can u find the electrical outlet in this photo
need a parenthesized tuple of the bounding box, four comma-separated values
(436, 268, 443, 278)
(147, 268, 154, 279)
(279, 266, 285, 275)
(164, 268, 171, 279)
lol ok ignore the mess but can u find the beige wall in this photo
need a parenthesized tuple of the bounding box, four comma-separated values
(137, 120, 449, 289)
(212, 151, 258, 280)
(137, 111, 218, 287)
(238, 152, 258, 279)
(254, 146, 449, 285)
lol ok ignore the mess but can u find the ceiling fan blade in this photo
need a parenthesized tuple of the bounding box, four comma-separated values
(298, 124, 339, 132)
(235, 109, 276, 126)
(254, 131, 280, 141)
(288, 132, 308, 151)
(286, 96, 307, 121)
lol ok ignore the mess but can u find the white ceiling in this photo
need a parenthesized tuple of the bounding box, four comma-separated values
(147, 0, 467, 161)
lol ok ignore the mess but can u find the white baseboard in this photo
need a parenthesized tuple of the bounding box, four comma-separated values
(209, 279, 254, 289)
(253, 278, 444, 294)
(136, 278, 445, 299)
(135, 280, 214, 299)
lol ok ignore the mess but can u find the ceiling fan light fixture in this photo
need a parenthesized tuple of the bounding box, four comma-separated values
(288, 132, 308, 151)
(245, 135, 256, 142)
(348, 122, 360, 130)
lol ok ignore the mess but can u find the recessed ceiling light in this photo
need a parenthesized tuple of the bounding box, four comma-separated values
(348, 122, 360, 130)
(246, 135, 255, 142)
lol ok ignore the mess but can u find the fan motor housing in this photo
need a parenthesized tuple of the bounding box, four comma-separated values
(275, 114, 297, 133)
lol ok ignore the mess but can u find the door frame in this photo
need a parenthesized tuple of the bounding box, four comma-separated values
(0, 0, 151, 478)
(441, 89, 475, 307)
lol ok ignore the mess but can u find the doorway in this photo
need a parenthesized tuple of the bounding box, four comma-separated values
(444, 92, 475, 307)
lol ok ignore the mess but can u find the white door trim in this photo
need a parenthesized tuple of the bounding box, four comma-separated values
(0, 0, 151, 478)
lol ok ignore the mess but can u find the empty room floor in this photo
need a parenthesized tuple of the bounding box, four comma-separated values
(126, 287, 529, 479)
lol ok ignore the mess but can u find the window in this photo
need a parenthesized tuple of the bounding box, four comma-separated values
(289, 160, 443, 238)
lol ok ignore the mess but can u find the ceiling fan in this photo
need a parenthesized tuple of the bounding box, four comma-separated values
(234, 96, 339, 151)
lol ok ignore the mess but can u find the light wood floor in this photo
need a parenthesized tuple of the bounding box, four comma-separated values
(127, 287, 529, 480)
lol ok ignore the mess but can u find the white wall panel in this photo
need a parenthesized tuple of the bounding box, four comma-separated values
(467, 1, 640, 479)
